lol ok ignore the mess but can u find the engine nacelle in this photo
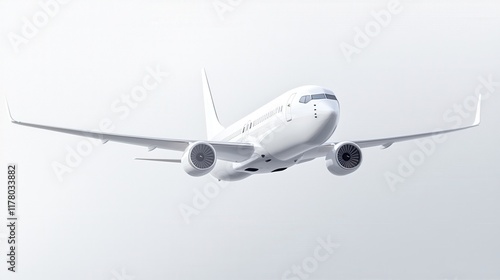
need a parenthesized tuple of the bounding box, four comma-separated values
(325, 141, 362, 176)
(181, 142, 217, 176)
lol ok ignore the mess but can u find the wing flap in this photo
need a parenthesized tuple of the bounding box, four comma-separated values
(210, 142, 255, 162)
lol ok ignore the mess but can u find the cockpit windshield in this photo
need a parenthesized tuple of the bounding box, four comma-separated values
(299, 93, 336, 103)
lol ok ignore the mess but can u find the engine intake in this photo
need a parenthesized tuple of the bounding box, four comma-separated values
(326, 142, 362, 176)
(182, 142, 217, 176)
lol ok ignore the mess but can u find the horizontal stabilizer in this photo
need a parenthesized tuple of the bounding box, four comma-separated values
(135, 158, 181, 163)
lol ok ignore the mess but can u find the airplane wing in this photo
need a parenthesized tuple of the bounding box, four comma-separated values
(6, 106, 254, 163)
(300, 94, 482, 162)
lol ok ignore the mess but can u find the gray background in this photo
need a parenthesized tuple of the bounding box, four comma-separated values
(1, 0, 499, 279)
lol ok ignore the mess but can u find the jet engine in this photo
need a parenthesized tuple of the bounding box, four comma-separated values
(181, 142, 217, 176)
(325, 142, 362, 176)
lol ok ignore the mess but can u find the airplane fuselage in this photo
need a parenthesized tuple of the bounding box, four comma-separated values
(211, 85, 339, 181)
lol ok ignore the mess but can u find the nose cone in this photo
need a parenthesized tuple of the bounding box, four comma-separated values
(312, 100, 340, 143)
(316, 100, 338, 118)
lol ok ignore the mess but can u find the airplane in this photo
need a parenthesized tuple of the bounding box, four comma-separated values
(7, 70, 482, 181)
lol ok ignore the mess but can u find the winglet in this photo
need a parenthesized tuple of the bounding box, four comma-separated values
(5, 99, 16, 123)
(473, 93, 482, 126)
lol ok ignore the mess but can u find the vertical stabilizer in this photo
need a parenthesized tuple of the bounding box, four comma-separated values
(202, 69, 225, 139)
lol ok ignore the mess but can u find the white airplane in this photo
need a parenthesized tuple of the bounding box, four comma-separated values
(8, 70, 481, 181)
